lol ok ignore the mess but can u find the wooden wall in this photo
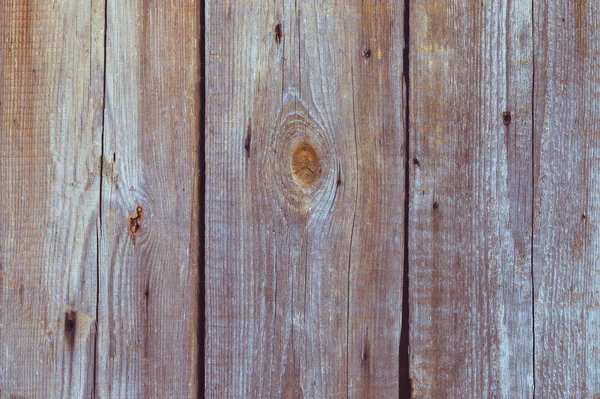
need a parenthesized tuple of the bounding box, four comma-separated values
(0, 0, 598, 397)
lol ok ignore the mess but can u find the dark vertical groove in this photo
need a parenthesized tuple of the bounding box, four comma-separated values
(93, 0, 108, 396)
(93, 227, 100, 399)
(348, 65, 359, 399)
(400, 0, 411, 397)
(530, 0, 536, 396)
(198, 0, 206, 397)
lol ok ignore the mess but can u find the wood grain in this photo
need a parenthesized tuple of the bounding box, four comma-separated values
(0, 0, 104, 397)
(205, 0, 404, 397)
(533, 0, 600, 396)
(96, 0, 200, 397)
(408, 0, 534, 396)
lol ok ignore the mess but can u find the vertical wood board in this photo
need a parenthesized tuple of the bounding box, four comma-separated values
(205, 0, 405, 397)
(0, 1, 104, 397)
(97, 1, 200, 397)
(408, 0, 534, 396)
(534, 0, 600, 396)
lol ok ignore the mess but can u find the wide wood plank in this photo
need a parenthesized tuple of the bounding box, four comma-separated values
(205, 0, 404, 397)
(96, 1, 200, 397)
(0, 1, 104, 397)
(533, 1, 600, 396)
(408, 0, 534, 396)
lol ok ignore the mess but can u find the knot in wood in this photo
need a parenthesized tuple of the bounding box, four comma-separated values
(291, 140, 321, 187)
(128, 205, 144, 243)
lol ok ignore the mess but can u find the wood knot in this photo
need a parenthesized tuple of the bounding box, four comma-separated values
(502, 111, 512, 126)
(291, 140, 321, 187)
(128, 205, 143, 243)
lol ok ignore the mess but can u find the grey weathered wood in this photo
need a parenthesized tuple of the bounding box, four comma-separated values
(205, 0, 404, 397)
(96, 1, 200, 397)
(0, 1, 104, 397)
(533, 1, 600, 396)
(408, 0, 534, 396)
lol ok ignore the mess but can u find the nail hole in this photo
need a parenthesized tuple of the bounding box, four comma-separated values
(64, 311, 77, 349)
(275, 23, 282, 44)
(244, 123, 252, 158)
(502, 111, 512, 126)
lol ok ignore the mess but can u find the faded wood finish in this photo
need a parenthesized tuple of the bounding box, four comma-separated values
(205, 0, 404, 397)
(408, 0, 534, 396)
(533, 1, 600, 396)
(97, 1, 200, 397)
(0, 1, 104, 398)
(2, 0, 600, 397)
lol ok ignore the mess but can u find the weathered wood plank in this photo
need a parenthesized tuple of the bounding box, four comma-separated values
(205, 0, 404, 397)
(408, 0, 534, 396)
(97, 1, 200, 397)
(0, 1, 104, 397)
(533, 1, 600, 396)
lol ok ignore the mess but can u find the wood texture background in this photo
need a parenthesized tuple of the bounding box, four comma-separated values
(205, 0, 404, 397)
(97, 0, 200, 397)
(408, 0, 534, 397)
(0, 0, 599, 398)
(0, 1, 104, 397)
(533, 0, 600, 397)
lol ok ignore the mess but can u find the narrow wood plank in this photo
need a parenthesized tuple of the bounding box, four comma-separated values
(0, 1, 104, 397)
(206, 1, 404, 397)
(408, 0, 534, 396)
(533, 1, 600, 396)
(97, 1, 200, 397)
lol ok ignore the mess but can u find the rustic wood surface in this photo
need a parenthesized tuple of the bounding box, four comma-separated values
(408, 0, 534, 397)
(0, 1, 104, 397)
(96, 0, 200, 397)
(205, 0, 404, 397)
(1, 0, 600, 397)
(533, 1, 600, 397)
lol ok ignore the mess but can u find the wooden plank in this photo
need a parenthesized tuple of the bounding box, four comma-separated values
(533, 1, 600, 396)
(96, 1, 200, 397)
(408, 0, 534, 396)
(0, 1, 104, 397)
(205, 0, 404, 397)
